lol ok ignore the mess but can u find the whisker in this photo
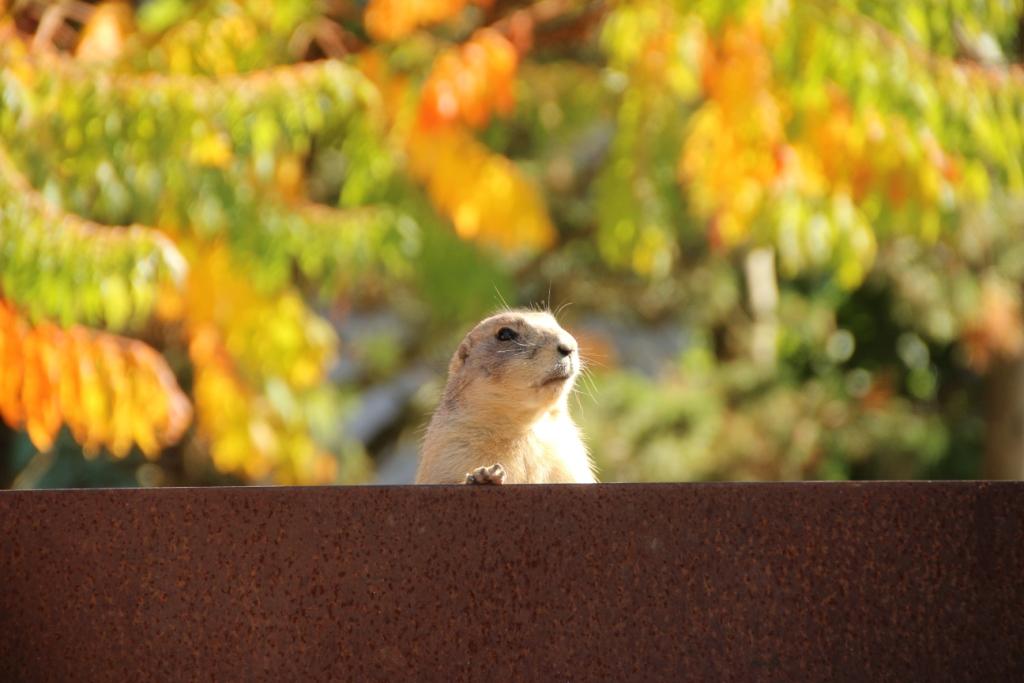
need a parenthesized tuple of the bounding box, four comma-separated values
(578, 380, 596, 405)
(575, 378, 597, 407)
(493, 285, 511, 313)
(580, 367, 600, 404)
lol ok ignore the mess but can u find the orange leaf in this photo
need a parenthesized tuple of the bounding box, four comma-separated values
(0, 298, 191, 457)
(418, 29, 519, 130)
(76, 1, 135, 62)
(365, 0, 493, 42)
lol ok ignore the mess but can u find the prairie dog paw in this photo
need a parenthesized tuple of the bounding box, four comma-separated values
(465, 463, 505, 485)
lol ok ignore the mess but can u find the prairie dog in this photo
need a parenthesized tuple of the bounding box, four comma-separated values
(416, 309, 595, 485)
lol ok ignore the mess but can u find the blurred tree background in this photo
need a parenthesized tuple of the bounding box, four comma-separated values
(2, 0, 1024, 488)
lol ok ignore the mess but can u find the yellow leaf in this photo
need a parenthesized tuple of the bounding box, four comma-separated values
(190, 132, 233, 169)
(407, 126, 555, 252)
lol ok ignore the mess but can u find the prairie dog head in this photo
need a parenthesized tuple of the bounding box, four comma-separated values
(443, 309, 579, 417)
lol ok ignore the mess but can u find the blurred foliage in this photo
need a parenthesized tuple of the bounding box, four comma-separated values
(1, 0, 1023, 487)
(0, 299, 191, 456)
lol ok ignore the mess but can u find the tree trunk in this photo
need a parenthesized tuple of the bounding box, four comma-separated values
(984, 355, 1024, 478)
(744, 247, 778, 367)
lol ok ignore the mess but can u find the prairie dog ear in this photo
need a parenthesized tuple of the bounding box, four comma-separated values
(449, 339, 471, 374)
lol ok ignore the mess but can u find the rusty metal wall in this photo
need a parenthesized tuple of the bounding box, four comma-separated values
(1, 482, 1022, 681)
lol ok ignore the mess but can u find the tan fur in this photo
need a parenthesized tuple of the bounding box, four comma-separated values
(416, 309, 596, 484)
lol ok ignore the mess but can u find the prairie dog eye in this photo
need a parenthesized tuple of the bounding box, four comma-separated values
(496, 327, 518, 342)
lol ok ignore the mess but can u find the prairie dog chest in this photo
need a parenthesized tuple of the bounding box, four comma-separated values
(510, 413, 591, 483)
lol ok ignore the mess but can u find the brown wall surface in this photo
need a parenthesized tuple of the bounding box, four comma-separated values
(1, 482, 1022, 681)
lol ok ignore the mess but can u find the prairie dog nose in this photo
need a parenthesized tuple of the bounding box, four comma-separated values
(556, 340, 576, 357)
